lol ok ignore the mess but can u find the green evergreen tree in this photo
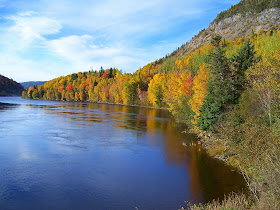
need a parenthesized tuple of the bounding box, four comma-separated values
(71, 73, 78, 81)
(28, 89, 34, 99)
(38, 89, 45, 98)
(231, 40, 258, 103)
(108, 68, 113, 78)
(198, 35, 234, 132)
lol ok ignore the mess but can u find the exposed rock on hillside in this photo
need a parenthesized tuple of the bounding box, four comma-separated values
(177, 7, 280, 57)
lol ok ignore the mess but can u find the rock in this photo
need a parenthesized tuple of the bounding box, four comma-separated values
(245, 28, 253, 36)
(214, 154, 228, 162)
(255, 25, 263, 33)
(174, 8, 280, 58)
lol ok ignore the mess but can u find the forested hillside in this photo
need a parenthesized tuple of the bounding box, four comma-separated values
(23, 0, 280, 208)
(0, 75, 24, 96)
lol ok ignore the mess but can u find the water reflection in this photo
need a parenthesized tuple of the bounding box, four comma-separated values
(0, 98, 247, 209)
(0, 102, 19, 111)
(39, 101, 247, 202)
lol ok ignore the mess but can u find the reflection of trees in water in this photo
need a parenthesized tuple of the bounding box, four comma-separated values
(95, 103, 247, 203)
(33, 101, 247, 203)
(108, 104, 247, 203)
(188, 144, 204, 203)
(0, 102, 19, 111)
(196, 152, 248, 202)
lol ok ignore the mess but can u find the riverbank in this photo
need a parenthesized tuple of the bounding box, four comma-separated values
(22, 96, 169, 110)
(185, 130, 280, 209)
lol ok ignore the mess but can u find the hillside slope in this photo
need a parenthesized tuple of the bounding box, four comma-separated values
(180, 7, 280, 55)
(0, 75, 24, 96)
(156, 0, 280, 61)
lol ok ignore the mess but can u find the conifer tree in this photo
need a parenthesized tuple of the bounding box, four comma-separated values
(231, 40, 258, 103)
(198, 35, 234, 132)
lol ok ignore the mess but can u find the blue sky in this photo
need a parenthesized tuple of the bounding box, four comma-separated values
(0, 0, 240, 82)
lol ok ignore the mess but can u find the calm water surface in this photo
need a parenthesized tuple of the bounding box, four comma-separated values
(0, 97, 246, 209)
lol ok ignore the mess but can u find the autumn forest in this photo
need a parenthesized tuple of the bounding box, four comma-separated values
(23, 31, 280, 134)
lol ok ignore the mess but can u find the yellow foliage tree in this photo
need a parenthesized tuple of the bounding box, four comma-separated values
(246, 60, 280, 127)
(189, 65, 209, 126)
(148, 73, 168, 107)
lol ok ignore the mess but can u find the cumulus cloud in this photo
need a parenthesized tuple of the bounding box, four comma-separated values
(47, 34, 150, 73)
(48, 35, 121, 62)
(7, 11, 61, 44)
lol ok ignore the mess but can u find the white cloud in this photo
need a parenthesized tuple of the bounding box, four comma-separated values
(48, 35, 119, 67)
(0, 11, 62, 54)
(7, 11, 61, 44)
(48, 35, 93, 61)
(47, 34, 149, 73)
(17, 11, 38, 17)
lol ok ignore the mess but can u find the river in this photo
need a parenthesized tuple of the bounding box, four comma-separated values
(0, 97, 246, 209)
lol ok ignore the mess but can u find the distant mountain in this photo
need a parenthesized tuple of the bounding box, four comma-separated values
(0, 75, 24, 96)
(20, 81, 46, 90)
